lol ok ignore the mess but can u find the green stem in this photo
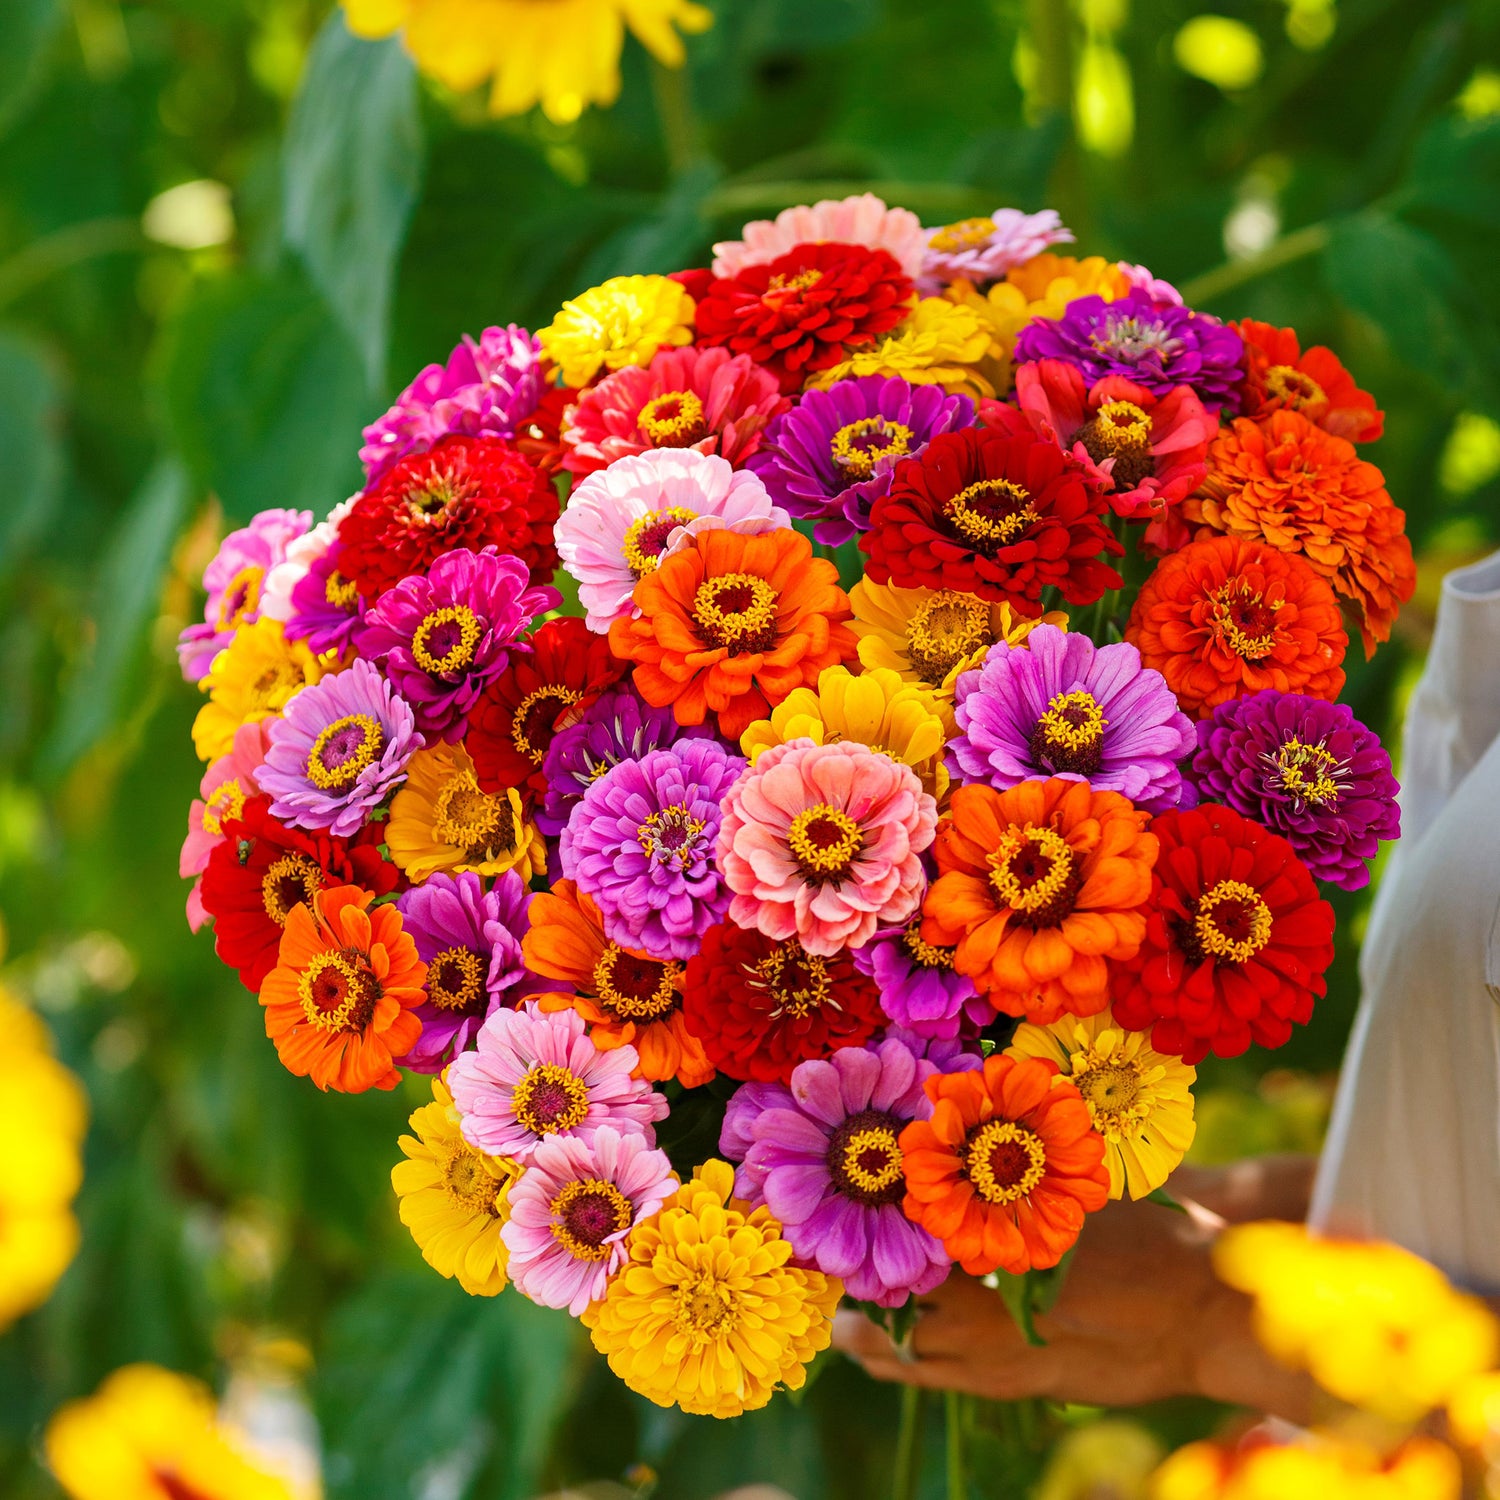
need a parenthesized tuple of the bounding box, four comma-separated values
(945, 1391, 967, 1500)
(892, 1384, 926, 1500)
(0, 216, 144, 311)
(1178, 220, 1333, 308)
(649, 58, 701, 177)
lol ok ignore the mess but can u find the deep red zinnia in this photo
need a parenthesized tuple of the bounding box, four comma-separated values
(336, 434, 560, 601)
(862, 426, 1124, 614)
(693, 241, 914, 395)
(197, 796, 400, 992)
(681, 922, 887, 1084)
(1109, 804, 1335, 1064)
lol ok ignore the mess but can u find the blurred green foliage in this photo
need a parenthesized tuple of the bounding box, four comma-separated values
(1, 0, 1499, 1496)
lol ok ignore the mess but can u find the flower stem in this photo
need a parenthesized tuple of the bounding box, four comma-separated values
(891, 1384, 926, 1500)
(1177, 221, 1332, 308)
(945, 1391, 967, 1500)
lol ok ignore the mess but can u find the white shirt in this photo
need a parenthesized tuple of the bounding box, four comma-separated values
(1310, 551, 1500, 1292)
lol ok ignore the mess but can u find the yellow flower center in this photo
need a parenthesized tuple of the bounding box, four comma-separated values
(766, 267, 823, 295)
(905, 592, 994, 684)
(1077, 1061, 1143, 1121)
(550, 1177, 634, 1262)
(247, 661, 304, 711)
(902, 918, 955, 970)
(787, 804, 863, 879)
(324, 569, 359, 609)
(1210, 582, 1282, 661)
(1029, 689, 1108, 776)
(637, 805, 706, 868)
(1265, 364, 1326, 410)
(943, 478, 1038, 553)
(218, 564, 264, 630)
(260, 854, 323, 926)
(1191, 879, 1273, 965)
(443, 1144, 502, 1216)
(830, 416, 914, 478)
(965, 1119, 1048, 1205)
(593, 945, 682, 1021)
(928, 216, 997, 254)
(306, 712, 385, 790)
(425, 946, 487, 1013)
(411, 605, 483, 676)
(636, 390, 707, 447)
(623, 506, 697, 579)
(511, 1062, 590, 1137)
(297, 950, 380, 1033)
(510, 684, 582, 764)
(828, 1109, 906, 1205)
(403, 470, 472, 520)
(674, 1273, 739, 1340)
(433, 770, 516, 861)
(1265, 737, 1346, 809)
(988, 825, 1081, 927)
(202, 777, 245, 835)
(692, 572, 779, 653)
(748, 941, 832, 1020)
(1060, 1027, 1165, 1144)
(1090, 400, 1153, 453)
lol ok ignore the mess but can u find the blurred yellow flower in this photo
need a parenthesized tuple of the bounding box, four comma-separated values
(1037, 1418, 1165, 1500)
(192, 618, 327, 763)
(539, 274, 695, 388)
(1447, 1369, 1500, 1453)
(808, 296, 994, 398)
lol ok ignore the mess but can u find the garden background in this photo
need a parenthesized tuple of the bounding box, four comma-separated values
(2, 0, 1499, 1494)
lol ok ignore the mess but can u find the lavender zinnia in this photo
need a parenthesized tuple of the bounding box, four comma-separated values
(852, 915, 994, 1040)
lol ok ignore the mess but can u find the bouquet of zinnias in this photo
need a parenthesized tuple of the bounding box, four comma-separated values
(177, 193, 1411, 1418)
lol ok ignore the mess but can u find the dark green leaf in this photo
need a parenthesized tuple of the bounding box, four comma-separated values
(0, 331, 62, 581)
(0, 0, 63, 137)
(1400, 114, 1500, 230)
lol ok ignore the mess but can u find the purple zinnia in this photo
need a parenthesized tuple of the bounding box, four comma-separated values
(1012, 289, 1245, 412)
(749, 375, 976, 545)
(559, 740, 746, 960)
(258, 657, 422, 835)
(949, 624, 1197, 813)
(355, 547, 559, 741)
(720, 1034, 952, 1308)
(853, 914, 994, 1040)
(359, 324, 545, 483)
(1187, 690, 1400, 890)
(396, 870, 548, 1073)
(285, 542, 365, 656)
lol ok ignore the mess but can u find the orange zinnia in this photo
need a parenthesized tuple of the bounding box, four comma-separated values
(259, 884, 425, 1092)
(524, 878, 714, 1087)
(607, 527, 858, 740)
(921, 779, 1156, 1024)
(1233, 318, 1384, 442)
(1126, 534, 1348, 717)
(900, 1053, 1109, 1276)
(1184, 410, 1415, 656)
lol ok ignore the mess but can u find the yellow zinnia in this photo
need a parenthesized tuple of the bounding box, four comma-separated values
(392, 1072, 521, 1296)
(809, 296, 993, 398)
(583, 1158, 841, 1418)
(539, 274, 695, 388)
(343, 0, 712, 125)
(191, 618, 328, 763)
(1006, 1009, 1195, 1200)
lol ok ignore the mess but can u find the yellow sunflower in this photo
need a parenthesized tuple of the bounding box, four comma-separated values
(808, 296, 993, 398)
(191, 618, 328, 763)
(538, 273, 696, 388)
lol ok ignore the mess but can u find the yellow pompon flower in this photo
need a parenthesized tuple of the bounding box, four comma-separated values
(808, 296, 993, 398)
(1036, 1419, 1164, 1500)
(740, 664, 950, 804)
(343, 0, 712, 126)
(386, 741, 547, 883)
(539, 274, 696, 388)
(1213, 1222, 1500, 1422)
(1006, 1009, 1195, 1200)
(192, 618, 328, 763)
(1447, 1369, 1500, 1453)
(45, 1363, 296, 1500)
(392, 1072, 522, 1297)
(583, 1158, 841, 1418)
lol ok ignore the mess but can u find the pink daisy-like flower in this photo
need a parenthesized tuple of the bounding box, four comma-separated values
(181, 719, 272, 931)
(918, 207, 1073, 291)
(717, 738, 938, 957)
(1118, 262, 1184, 306)
(710, 192, 928, 280)
(554, 449, 791, 633)
(501, 1127, 677, 1315)
(561, 345, 788, 478)
(447, 1001, 669, 1163)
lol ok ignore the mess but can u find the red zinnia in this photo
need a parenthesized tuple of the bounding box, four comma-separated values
(1233, 319, 1384, 442)
(467, 616, 628, 801)
(197, 796, 399, 992)
(681, 923, 886, 1083)
(694, 241, 914, 395)
(336, 434, 559, 600)
(1110, 804, 1335, 1064)
(511, 382, 578, 477)
(862, 427, 1124, 614)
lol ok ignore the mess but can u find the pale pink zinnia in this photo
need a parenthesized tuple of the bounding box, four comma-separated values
(554, 449, 790, 632)
(561, 345, 788, 478)
(259, 495, 357, 626)
(716, 739, 938, 957)
(710, 192, 928, 280)
(919, 207, 1073, 290)
(501, 1127, 677, 1315)
(180, 719, 272, 931)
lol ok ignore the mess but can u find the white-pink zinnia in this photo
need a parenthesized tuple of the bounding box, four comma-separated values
(711, 192, 927, 281)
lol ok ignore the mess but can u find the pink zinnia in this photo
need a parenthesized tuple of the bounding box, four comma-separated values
(918, 207, 1073, 290)
(1118, 262, 1184, 306)
(717, 739, 938, 957)
(561, 345, 788, 478)
(259, 496, 356, 627)
(710, 192, 927, 280)
(447, 1002, 669, 1163)
(180, 719, 272, 931)
(501, 1127, 677, 1315)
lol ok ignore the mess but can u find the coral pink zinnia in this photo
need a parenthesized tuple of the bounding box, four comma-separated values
(717, 739, 938, 956)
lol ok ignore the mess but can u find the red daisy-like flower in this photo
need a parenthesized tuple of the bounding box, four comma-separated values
(862, 427, 1124, 614)
(336, 434, 560, 601)
(467, 616, 628, 802)
(681, 923, 887, 1084)
(1110, 804, 1335, 1064)
(694, 241, 914, 395)
(1232, 319, 1384, 443)
(197, 796, 400, 992)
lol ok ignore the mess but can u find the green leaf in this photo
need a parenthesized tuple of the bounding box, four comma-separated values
(1146, 1186, 1189, 1213)
(984, 1269, 1045, 1347)
(0, 331, 62, 582)
(1400, 115, 1500, 231)
(0, 0, 63, 137)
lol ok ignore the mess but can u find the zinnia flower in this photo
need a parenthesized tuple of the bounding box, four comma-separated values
(560, 740, 745, 959)
(257, 658, 423, 835)
(721, 1034, 952, 1307)
(607, 525, 859, 740)
(806, 295, 994, 397)
(561, 345, 787, 476)
(718, 738, 937, 956)
(259, 495, 356, 641)
(899, 1053, 1110, 1275)
(1125, 535, 1349, 717)
(862, 426, 1123, 613)
(555, 448, 791, 632)
(583, 1159, 841, 1418)
(919, 208, 1073, 290)
(181, 720, 271, 930)
(711, 193, 927, 280)
(1187, 690, 1399, 891)
(1005, 1009, 1196, 1199)
(190, 617, 328, 763)
(283, 541, 366, 657)
(447, 1001, 668, 1162)
(948, 624, 1196, 813)
(501, 1126, 677, 1316)
(538, 274, 696, 387)
(392, 1072, 523, 1296)
(921, 779, 1157, 1022)
(851, 914, 993, 1040)
(1233, 318, 1384, 441)
(259, 883, 426, 1092)
(1109, 804, 1336, 1063)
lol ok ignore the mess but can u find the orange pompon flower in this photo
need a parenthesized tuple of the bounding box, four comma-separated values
(900, 1053, 1109, 1276)
(921, 779, 1157, 1024)
(524, 879, 714, 1088)
(1184, 411, 1415, 657)
(1126, 536, 1348, 717)
(607, 526, 858, 741)
(1233, 318, 1384, 442)
(259, 884, 426, 1092)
